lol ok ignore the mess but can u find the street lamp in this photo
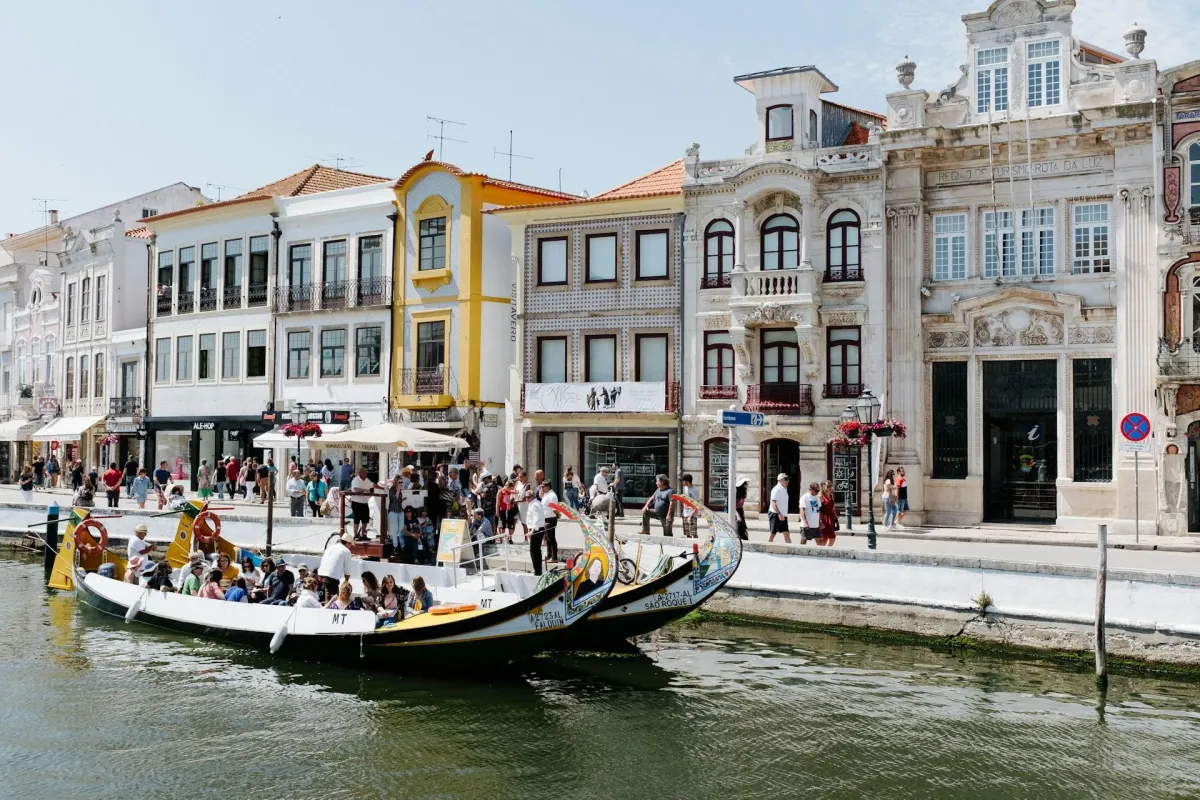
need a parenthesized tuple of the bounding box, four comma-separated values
(840, 405, 856, 532)
(855, 390, 882, 549)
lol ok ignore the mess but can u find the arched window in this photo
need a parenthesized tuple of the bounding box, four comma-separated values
(1190, 142, 1200, 215)
(809, 109, 819, 145)
(65, 357, 74, 400)
(30, 340, 40, 383)
(79, 354, 89, 399)
(826, 210, 861, 281)
(94, 353, 104, 398)
(761, 214, 799, 271)
(44, 336, 55, 389)
(761, 329, 799, 384)
(703, 220, 734, 288)
(30, 287, 41, 306)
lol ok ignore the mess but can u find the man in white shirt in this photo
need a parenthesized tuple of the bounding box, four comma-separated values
(127, 523, 156, 562)
(318, 532, 355, 598)
(767, 472, 793, 544)
(592, 466, 609, 497)
(349, 467, 379, 539)
(525, 491, 547, 576)
(679, 473, 701, 538)
(539, 480, 560, 563)
(800, 482, 822, 545)
(286, 469, 307, 517)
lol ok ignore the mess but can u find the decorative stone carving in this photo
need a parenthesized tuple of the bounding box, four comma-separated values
(766, 140, 794, 154)
(1177, 385, 1200, 416)
(928, 330, 969, 349)
(1124, 22, 1147, 58)
(1165, 166, 1181, 223)
(973, 310, 1063, 347)
(816, 149, 870, 167)
(993, 0, 1041, 26)
(701, 315, 731, 330)
(753, 192, 803, 217)
(822, 311, 863, 326)
(685, 142, 700, 158)
(895, 56, 915, 89)
(682, 415, 725, 439)
(740, 303, 799, 325)
(1068, 325, 1115, 345)
(1162, 384, 1179, 422)
(886, 205, 920, 218)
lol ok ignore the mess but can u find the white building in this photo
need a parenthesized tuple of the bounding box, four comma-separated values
(883, 0, 1157, 532)
(144, 164, 389, 487)
(269, 181, 396, 473)
(680, 66, 886, 515)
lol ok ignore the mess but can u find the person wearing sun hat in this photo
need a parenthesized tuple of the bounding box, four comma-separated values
(127, 522, 157, 563)
(318, 532, 355, 598)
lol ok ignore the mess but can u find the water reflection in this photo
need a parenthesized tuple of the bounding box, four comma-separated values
(7, 555, 1200, 799)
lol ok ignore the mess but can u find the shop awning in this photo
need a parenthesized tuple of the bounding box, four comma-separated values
(319, 422, 468, 452)
(252, 424, 348, 449)
(32, 415, 105, 442)
(0, 417, 46, 441)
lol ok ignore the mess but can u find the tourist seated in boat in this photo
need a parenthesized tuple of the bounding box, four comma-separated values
(261, 559, 294, 606)
(406, 576, 433, 614)
(215, 553, 236, 586)
(325, 580, 362, 611)
(146, 562, 174, 591)
(125, 555, 147, 584)
(358, 571, 382, 612)
(180, 560, 205, 596)
(167, 485, 188, 511)
(249, 559, 274, 602)
(223, 577, 249, 603)
(288, 565, 310, 604)
(239, 557, 261, 591)
(198, 569, 225, 600)
(127, 522, 157, 564)
(295, 577, 322, 608)
(377, 574, 408, 624)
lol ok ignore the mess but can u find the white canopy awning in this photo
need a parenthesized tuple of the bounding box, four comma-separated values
(318, 422, 468, 452)
(252, 424, 348, 449)
(0, 417, 46, 441)
(32, 415, 105, 442)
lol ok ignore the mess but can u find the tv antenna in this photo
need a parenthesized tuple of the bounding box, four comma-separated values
(314, 155, 361, 172)
(494, 130, 532, 181)
(31, 198, 66, 266)
(205, 183, 244, 202)
(426, 116, 467, 161)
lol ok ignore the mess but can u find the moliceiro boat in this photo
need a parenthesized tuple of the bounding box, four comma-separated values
(550, 494, 743, 649)
(49, 501, 618, 671)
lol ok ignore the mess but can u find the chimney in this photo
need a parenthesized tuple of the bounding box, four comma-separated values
(48, 209, 58, 224)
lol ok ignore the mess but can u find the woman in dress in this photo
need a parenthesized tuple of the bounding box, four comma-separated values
(196, 460, 213, 501)
(818, 481, 838, 547)
(131, 469, 152, 509)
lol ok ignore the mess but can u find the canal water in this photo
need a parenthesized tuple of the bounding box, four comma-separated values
(4, 555, 1200, 800)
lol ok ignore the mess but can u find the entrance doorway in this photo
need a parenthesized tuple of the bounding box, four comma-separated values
(761, 438, 800, 513)
(982, 360, 1058, 523)
(121, 362, 138, 400)
(1187, 423, 1200, 533)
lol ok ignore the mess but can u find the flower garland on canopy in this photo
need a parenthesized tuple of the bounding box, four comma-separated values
(281, 421, 323, 439)
(98, 434, 121, 447)
(828, 417, 907, 448)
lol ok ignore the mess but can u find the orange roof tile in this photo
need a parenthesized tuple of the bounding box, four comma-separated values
(393, 159, 578, 201)
(489, 160, 684, 213)
(125, 227, 151, 239)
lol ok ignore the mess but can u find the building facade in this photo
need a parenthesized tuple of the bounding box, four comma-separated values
(497, 161, 684, 504)
(680, 66, 886, 514)
(884, 0, 1157, 532)
(389, 161, 576, 474)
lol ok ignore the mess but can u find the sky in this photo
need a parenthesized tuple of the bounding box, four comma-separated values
(0, 0, 1193, 232)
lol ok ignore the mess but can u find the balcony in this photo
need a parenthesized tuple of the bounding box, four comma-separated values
(1158, 337, 1200, 378)
(321, 281, 349, 311)
(248, 283, 269, 307)
(198, 287, 218, 312)
(745, 383, 815, 415)
(223, 285, 243, 309)
(521, 381, 679, 414)
(274, 279, 393, 313)
(353, 277, 391, 307)
(177, 289, 195, 314)
(108, 396, 142, 418)
(700, 273, 732, 290)
(275, 284, 316, 313)
(822, 382, 863, 400)
(394, 367, 459, 409)
(156, 290, 173, 316)
(699, 384, 738, 400)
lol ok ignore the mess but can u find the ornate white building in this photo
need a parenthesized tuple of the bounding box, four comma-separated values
(681, 65, 886, 514)
(884, 0, 1158, 532)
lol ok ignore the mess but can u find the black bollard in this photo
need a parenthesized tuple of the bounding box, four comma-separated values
(43, 503, 60, 579)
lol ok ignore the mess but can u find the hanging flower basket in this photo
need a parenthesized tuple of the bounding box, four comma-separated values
(281, 421, 323, 439)
(98, 434, 121, 447)
(827, 417, 907, 447)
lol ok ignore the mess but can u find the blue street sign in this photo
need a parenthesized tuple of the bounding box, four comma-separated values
(721, 410, 765, 428)
(1120, 412, 1150, 442)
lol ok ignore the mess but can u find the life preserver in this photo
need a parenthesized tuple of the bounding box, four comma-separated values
(75, 518, 108, 557)
(192, 510, 221, 545)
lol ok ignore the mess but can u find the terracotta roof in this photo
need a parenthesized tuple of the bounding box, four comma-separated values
(393, 159, 578, 201)
(140, 164, 392, 223)
(489, 160, 684, 213)
(823, 99, 887, 122)
(126, 227, 151, 239)
(842, 121, 871, 146)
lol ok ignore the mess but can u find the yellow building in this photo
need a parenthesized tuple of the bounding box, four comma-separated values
(390, 160, 576, 468)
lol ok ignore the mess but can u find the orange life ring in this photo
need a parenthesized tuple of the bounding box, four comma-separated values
(430, 606, 455, 615)
(453, 603, 477, 613)
(75, 518, 108, 557)
(192, 510, 221, 545)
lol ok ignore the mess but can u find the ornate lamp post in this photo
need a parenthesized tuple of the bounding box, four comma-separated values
(840, 405, 856, 532)
(855, 390, 882, 549)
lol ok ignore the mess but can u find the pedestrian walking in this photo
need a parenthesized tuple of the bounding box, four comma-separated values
(800, 482, 822, 545)
(818, 481, 838, 547)
(102, 462, 123, 508)
(47, 455, 61, 489)
(18, 463, 34, 503)
(680, 473, 700, 538)
(881, 469, 897, 530)
(894, 467, 910, 530)
(767, 473, 792, 544)
(639, 474, 674, 537)
(215, 459, 227, 500)
(70, 460, 84, 493)
(132, 468, 151, 509)
(197, 460, 213, 500)
(611, 462, 625, 518)
(563, 466, 583, 512)
(32, 457, 45, 491)
(123, 456, 138, 497)
(153, 460, 171, 510)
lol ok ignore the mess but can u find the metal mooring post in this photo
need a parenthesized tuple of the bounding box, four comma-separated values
(1095, 523, 1108, 678)
(43, 503, 60, 579)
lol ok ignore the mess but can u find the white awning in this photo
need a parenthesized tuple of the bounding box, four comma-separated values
(0, 417, 46, 442)
(32, 415, 105, 442)
(319, 422, 468, 452)
(252, 424, 348, 449)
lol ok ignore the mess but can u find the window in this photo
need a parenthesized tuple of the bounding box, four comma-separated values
(761, 214, 799, 271)
(94, 275, 106, 320)
(221, 331, 240, 379)
(287, 331, 311, 379)
(825, 327, 861, 398)
(826, 210, 861, 281)
(809, 109, 819, 145)
(175, 335, 192, 381)
(289, 244, 312, 286)
(323, 239, 346, 287)
(320, 328, 345, 377)
(14, 344, 22, 385)
(249, 235, 269, 288)
(933, 214, 968, 281)
(65, 357, 74, 399)
(66, 283, 76, 325)
(197, 334, 215, 380)
(766, 105, 793, 141)
(1021, 208, 1056, 276)
(94, 353, 103, 398)
(157, 250, 173, 289)
(79, 354, 88, 397)
(246, 329, 267, 378)
(983, 208, 1054, 278)
(704, 331, 734, 387)
(141, 207, 157, 219)
(1027, 40, 1061, 108)
(703, 220, 734, 287)
(1072, 204, 1110, 273)
(635, 334, 668, 382)
(761, 329, 798, 384)
(976, 47, 1009, 113)
(29, 341, 39, 383)
(585, 233, 617, 282)
(355, 326, 381, 377)
(1073, 358, 1112, 482)
(983, 210, 1016, 278)
(635, 230, 669, 280)
(931, 361, 968, 479)
(537, 237, 568, 285)
(418, 217, 447, 271)
(81, 277, 91, 323)
(1190, 142, 1200, 209)
(178, 246, 195, 312)
(200, 242, 217, 291)
(536, 337, 568, 383)
(358, 235, 383, 291)
(416, 321, 445, 371)
(224, 239, 243, 305)
(155, 338, 170, 383)
(585, 335, 617, 382)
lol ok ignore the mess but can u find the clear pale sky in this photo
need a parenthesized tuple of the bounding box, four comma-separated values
(0, 0, 1190, 231)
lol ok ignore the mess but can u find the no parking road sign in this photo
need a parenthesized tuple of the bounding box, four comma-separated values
(1120, 412, 1150, 453)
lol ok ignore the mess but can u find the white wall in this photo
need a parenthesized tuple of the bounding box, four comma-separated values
(479, 301, 512, 404)
(481, 211, 513, 299)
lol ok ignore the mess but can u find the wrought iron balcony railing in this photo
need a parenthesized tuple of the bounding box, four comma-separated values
(274, 279, 393, 313)
(700, 273, 732, 290)
(822, 382, 863, 399)
(198, 287, 219, 312)
(223, 285, 243, 309)
(397, 367, 459, 397)
(108, 396, 142, 417)
(177, 289, 195, 314)
(699, 384, 738, 400)
(247, 283, 269, 307)
(156, 291, 173, 316)
(745, 383, 815, 415)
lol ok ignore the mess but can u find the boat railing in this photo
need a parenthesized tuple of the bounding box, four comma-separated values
(442, 531, 511, 589)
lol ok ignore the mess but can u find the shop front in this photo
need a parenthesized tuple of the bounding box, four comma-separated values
(0, 417, 47, 481)
(523, 426, 676, 506)
(103, 419, 144, 468)
(32, 415, 105, 471)
(145, 415, 275, 490)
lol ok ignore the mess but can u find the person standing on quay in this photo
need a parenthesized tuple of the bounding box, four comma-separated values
(680, 473, 700, 538)
(800, 482, 822, 545)
(153, 460, 171, 510)
(214, 458, 227, 500)
(102, 462, 124, 508)
(123, 455, 138, 497)
(894, 466, 909, 530)
(640, 474, 674, 537)
(767, 473, 792, 544)
(611, 462, 625, 518)
(47, 455, 61, 489)
(818, 481, 838, 547)
(525, 488, 547, 576)
(286, 469, 307, 517)
(32, 456, 45, 491)
(540, 479, 560, 563)
(197, 460, 213, 501)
